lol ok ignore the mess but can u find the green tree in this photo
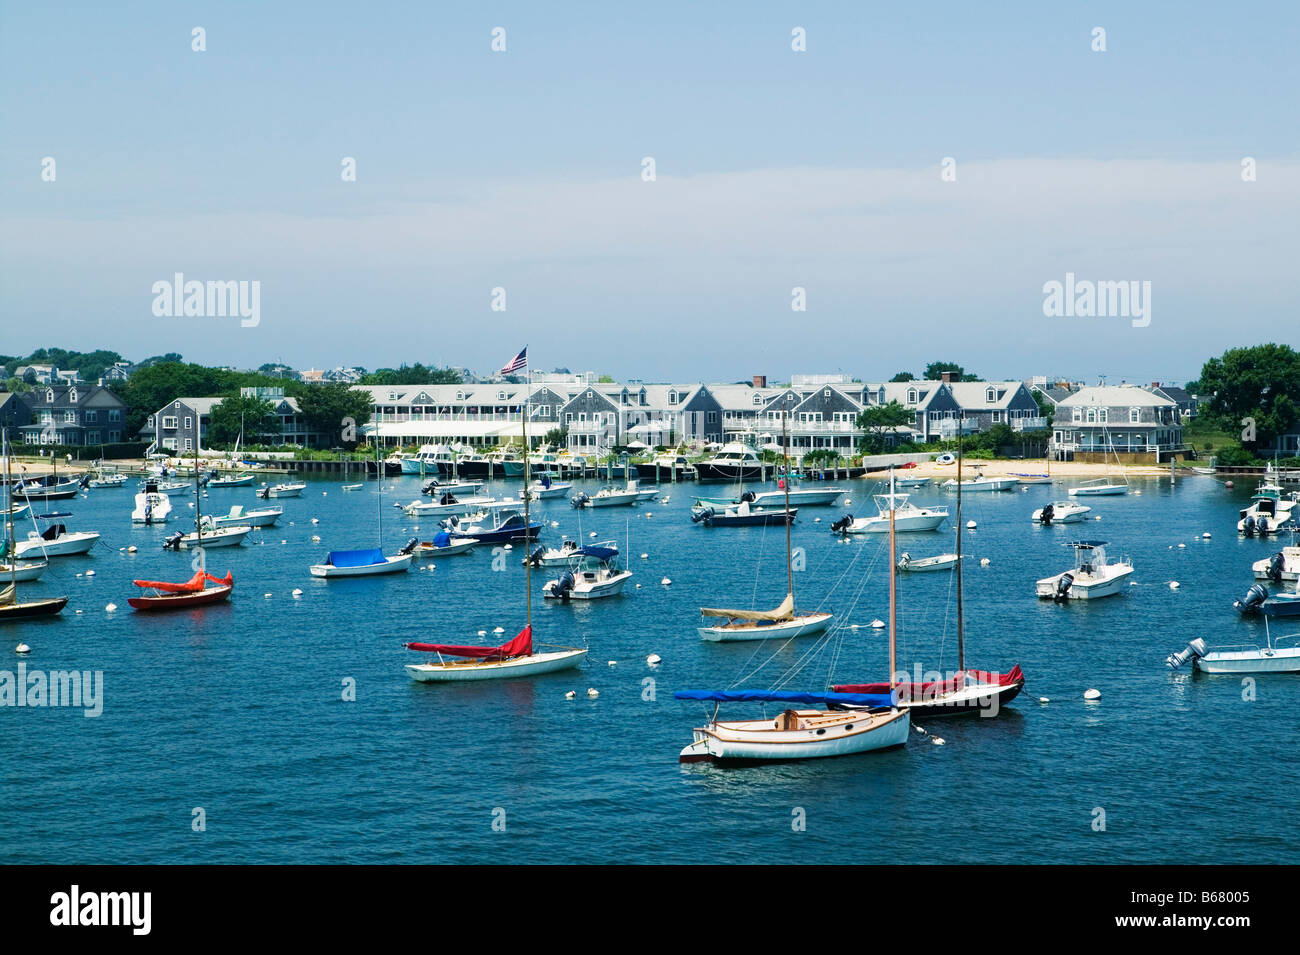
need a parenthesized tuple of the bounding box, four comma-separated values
(925, 361, 979, 382)
(1199, 344, 1300, 446)
(208, 395, 281, 446)
(360, 364, 462, 386)
(542, 427, 568, 447)
(296, 381, 373, 448)
(890, 372, 916, 382)
(856, 400, 914, 453)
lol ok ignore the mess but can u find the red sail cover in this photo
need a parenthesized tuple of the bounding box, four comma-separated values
(406, 625, 532, 660)
(133, 570, 233, 592)
(834, 665, 1024, 701)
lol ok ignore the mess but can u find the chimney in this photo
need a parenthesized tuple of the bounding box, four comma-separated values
(940, 371, 955, 383)
(753, 375, 767, 388)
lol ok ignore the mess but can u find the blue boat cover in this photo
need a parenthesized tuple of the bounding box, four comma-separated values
(432, 531, 452, 547)
(674, 689, 896, 707)
(326, 548, 385, 567)
(576, 545, 618, 561)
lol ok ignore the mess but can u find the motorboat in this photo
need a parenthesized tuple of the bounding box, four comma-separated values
(1167, 629, 1300, 674)
(410, 531, 479, 557)
(635, 454, 696, 482)
(1009, 473, 1055, 485)
(87, 469, 128, 488)
(1238, 480, 1297, 535)
(257, 482, 305, 499)
(310, 546, 413, 577)
(207, 472, 255, 488)
(131, 481, 174, 524)
(402, 493, 498, 518)
(128, 570, 234, 611)
(1036, 540, 1133, 600)
(695, 485, 844, 509)
(571, 482, 643, 508)
(691, 501, 796, 527)
(695, 443, 765, 483)
(541, 545, 632, 600)
(207, 504, 281, 529)
(1253, 547, 1300, 583)
(831, 494, 947, 534)
(163, 524, 252, 549)
(892, 476, 930, 488)
(942, 470, 1020, 492)
(421, 478, 486, 498)
(1031, 501, 1092, 525)
(14, 523, 100, 559)
(1068, 478, 1128, 497)
(524, 538, 593, 567)
(454, 507, 542, 544)
(897, 552, 958, 572)
(1234, 583, 1300, 617)
(520, 476, 573, 501)
(13, 475, 81, 500)
(0, 560, 47, 582)
(150, 480, 192, 495)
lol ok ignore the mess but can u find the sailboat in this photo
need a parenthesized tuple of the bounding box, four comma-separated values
(310, 440, 413, 578)
(131, 442, 237, 610)
(833, 440, 1025, 717)
(697, 410, 833, 642)
(1068, 426, 1129, 496)
(405, 348, 588, 681)
(0, 430, 68, 621)
(675, 473, 910, 763)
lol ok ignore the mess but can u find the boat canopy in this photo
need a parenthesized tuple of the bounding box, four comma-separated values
(674, 688, 896, 708)
(406, 625, 532, 660)
(576, 544, 618, 562)
(326, 548, 385, 567)
(133, 570, 233, 592)
(700, 593, 794, 621)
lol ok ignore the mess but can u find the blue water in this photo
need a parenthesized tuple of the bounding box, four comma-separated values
(2, 472, 1297, 863)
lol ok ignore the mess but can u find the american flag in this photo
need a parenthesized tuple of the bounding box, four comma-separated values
(499, 346, 527, 376)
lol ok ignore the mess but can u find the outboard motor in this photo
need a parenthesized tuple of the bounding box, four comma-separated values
(439, 492, 458, 505)
(398, 537, 419, 556)
(550, 571, 575, 601)
(1053, 572, 1074, 602)
(440, 515, 461, 532)
(78, 474, 91, 489)
(162, 531, 184, 551)
(570, 493, 590, 509)
(830, 514, 854, 535)
(739, 490, 757, 504)
(1268, 551, 1285, 583)
(691, 506, 714, 524)
(1039, 503, 1054, 526)
(1259, 516, 1271, 536)
(1242, 514, 1256, 537)
(256, 486, 269, 500)
(1234, 583, 1269, 615)
(1166, 637, 1209, 669)
(422, 480, 437, 497)
(527, 545, 546, 567)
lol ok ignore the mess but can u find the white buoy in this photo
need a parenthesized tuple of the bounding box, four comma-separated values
(493, 627, 505, 634)
(589, 532, 597, 538)
(1084, 688, 1101, 701)
(1203, 532, 1212, 539)
(16, 643, 31, 654)
(635, 583, 641, 589)
(1038, 696, 1050, 704)
(311, 535, 321, 542)
(587, 688, 599, 698)
(322, 491, 327, 496)
(292, 588, 303, 597)
(640, 553, 648, 560)
(85, 570, 94, 576)
(565, 690, 576, 700)
(980, 558, 990, 567)
(647, 653, 661, 665)
(871, 619, 885, 629)
(478, 630, 487, 636)
(1170, 581, 1180, 589)
(844, 499, 851, 506)
(966, 520, 977, 529)
(607, 660, 616, 667)
(932, 737, 946, 746)
(813, 517, 821, 523)
(105, 603, 117, 612)
(550, 521, 559, 527)
(76, 573, 82, 578)
(264, 592, 272, 598)
(1178, 543, 1186, 549)
(311, 518, 319, 524)
(661, 577, 671, 585)
(128, 545, 137, 553)
(646, 512, 652, 518)
(914, 725, 926, 735)
(503, 544, 512, 550)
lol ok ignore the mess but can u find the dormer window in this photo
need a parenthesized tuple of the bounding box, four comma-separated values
(1129, 407, 1140, 423)
(668, 390, 678, 405)
(752, 394, 762, 405)
(69, 388, 78, 403)
(986, 387, 996, 403)
(456, 391, 465, 401)
(498, 391, 507, 401)
(46, 388, 54, 403)
(824, 389, 831, 398)
(907, 388, 918, 404)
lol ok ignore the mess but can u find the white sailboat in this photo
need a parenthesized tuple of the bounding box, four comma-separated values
(1, 431, 68, 621)
(405, 349, 588, 681)
(310, 444, 412, 578)
(1068, 428, 1129, 496)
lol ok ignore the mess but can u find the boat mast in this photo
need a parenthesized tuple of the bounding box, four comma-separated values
(4, 430, 15, 593)
(523, 361, 532, 629)
(375, 436, 382, 547)
(889, 483, 898, 688)
(956, 434, 964, 672)
(194, 438, 203, 552)
(783, 407, 792, 599)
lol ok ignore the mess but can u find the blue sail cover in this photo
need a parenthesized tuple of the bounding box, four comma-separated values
(674, 689, 896, 707)
(326, 548, 385, 567)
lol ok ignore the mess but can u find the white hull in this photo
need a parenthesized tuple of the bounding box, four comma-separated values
(404, 496, 498, 518)
(1068, 484, 1128, 496)
(310, 553, 413, 577)
(521, 483, 572, 501)
(406, 647, 588, 682)
(848, 512, 947, 533)
(414, 538, 479, 556)
(1194, 647, 1300, 673)
(88, 476, 128, 488)
(261, 484, 305, 498)
(544, 570, 633, 599)
(15, 532, 99, 558)
(210, 508, 281, 528)
(132, 492, 173, 523)
(698, 611, 833, 642)
(680, 708, 909, 762)
(0, 561, 47, 582)
(898, 554, 958, 572)
(1036, 565, 1133, 599)
(175, 527, 251, 548)
(1031, 502, 1092, 524)
(750, 488, 844, 507)
(944, 478, 1020, 492)
(586, 491, 640, 507)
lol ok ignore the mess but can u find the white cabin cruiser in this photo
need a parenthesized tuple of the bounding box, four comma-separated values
(831, 491, 948, 534)
(1036, 540, 1133, 600)
(402, 493, 499, 518)
(132, 482, 174, 524)
(541, 544, 632, 600)
(570, 482, 642, 508)
(1238, 482, 1297, 536)
(1031, 501, 1092, 525)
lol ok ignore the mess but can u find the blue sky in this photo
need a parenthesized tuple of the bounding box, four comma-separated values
(2, 1, 1297, 383)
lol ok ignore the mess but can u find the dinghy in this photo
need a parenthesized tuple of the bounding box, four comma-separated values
(897, 551, 959, 572)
